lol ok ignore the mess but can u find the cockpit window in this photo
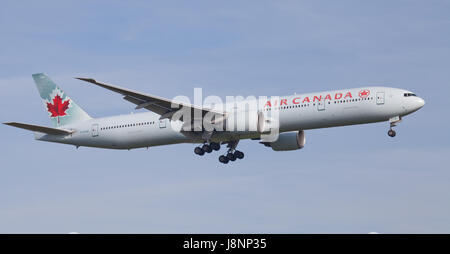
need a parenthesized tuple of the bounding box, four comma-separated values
(404, 93, 417, 97)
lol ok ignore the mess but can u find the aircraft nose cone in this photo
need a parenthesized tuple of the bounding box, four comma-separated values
(417, 97, 425, 109)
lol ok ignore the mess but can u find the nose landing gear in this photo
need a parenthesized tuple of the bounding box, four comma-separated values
(387, 116, 401, 138)
(388, 129, 396, 137)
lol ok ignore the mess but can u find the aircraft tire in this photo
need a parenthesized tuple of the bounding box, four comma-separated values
(210, 142, 220, 151)
(194, 147, 205, 155)
(219, 155, 229, 164)
(227, 152, 236, 161)
(388, 130, 396, 137)
(234, 151, 244, 159)
(202, 144, 212, 153)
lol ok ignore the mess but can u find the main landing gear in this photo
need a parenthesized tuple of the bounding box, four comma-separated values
(218, 140, 244, 164)
(388, 116, 401, 138)
(194, 140, 244, 164)
(218, 150, 244, 164)
(194, 142, 220, 156)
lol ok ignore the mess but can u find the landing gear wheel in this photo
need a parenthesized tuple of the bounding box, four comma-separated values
(234, 151, 244, 159)
(388, 129, 396, 137)
(194, 147, 205, 156)
(202, 144, 212, 153)
(227, 152, 236, 161)
(219, 155, 229, 164)
(210, 142, 220, 151)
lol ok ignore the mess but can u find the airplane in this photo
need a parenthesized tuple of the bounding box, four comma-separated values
(4, 73, 425, 164)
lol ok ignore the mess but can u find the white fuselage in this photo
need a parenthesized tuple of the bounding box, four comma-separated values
(35, 86, 425, 149)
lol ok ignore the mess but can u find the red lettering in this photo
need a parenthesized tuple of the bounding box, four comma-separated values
(280, 99, 287, 105)
(325, 94, 332, 101)
(293, 97, 301, 104)
(344, 92, 353, 99)
(264, 101, 271, 107)
(313, 95, 322, 102)
(302, 97, 310, 103)
(335, 93, 343, 100)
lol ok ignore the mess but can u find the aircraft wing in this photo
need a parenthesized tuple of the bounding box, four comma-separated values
(76, 78, 226, 122)
(3, 122, 74, 135)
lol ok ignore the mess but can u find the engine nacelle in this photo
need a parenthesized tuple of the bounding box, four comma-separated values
(257, 111, 278, 134)
(263, 131, 306, 151)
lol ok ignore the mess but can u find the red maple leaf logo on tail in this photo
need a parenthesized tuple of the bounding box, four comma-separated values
(47, 94, 70, 124)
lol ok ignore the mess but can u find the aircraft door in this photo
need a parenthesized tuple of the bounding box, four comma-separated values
(91, 124, 99, 137)
(159, 119, 167, 128)
(376, 92, 385, 105)
(317, 100, 326, 111)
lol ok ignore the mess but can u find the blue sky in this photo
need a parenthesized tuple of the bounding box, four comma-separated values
(1, 0, 450, 233)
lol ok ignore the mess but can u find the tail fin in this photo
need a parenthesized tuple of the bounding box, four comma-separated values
(32, 73, 91, 127)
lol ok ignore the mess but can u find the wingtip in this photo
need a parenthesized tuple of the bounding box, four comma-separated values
(75, 77, 96, 83)
(3, 122, 20, 127)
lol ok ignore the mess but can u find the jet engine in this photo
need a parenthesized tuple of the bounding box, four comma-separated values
(257, 111, 278, 134)
(261, 130, 306, 151)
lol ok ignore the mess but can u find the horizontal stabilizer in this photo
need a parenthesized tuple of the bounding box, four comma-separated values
(3, 122, 74, 135)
